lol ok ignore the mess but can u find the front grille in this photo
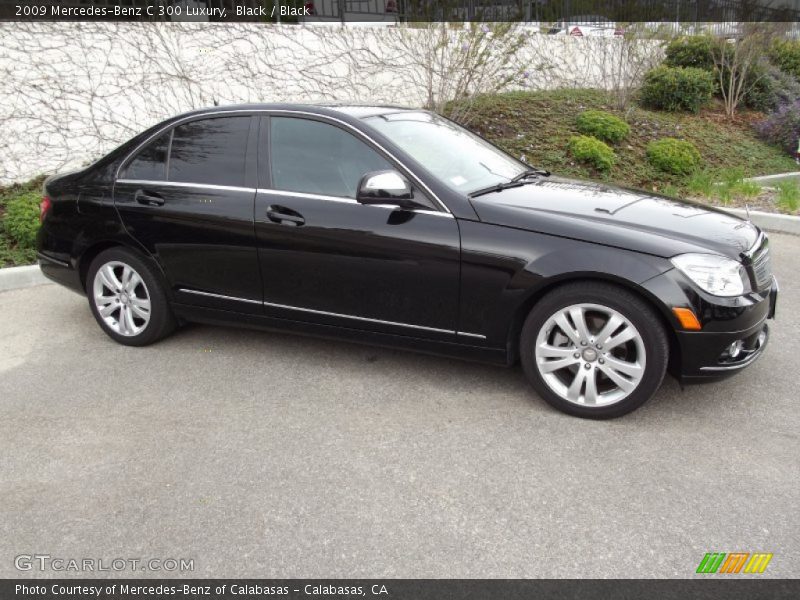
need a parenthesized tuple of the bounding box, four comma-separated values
(751, 245, 772, 291)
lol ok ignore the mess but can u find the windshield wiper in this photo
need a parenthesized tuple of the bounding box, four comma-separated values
(469, 180, 526, 198)
(469, 168, 549, 198)
(511, 168, 550, 182)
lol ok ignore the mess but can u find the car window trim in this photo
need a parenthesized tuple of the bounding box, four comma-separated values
(257, 188, 451, 217)
(114, 178, 451, 218)
(115, 109, 451, 215)
(116, 179, 255, 194)
(164, 128, 174, 180)
(258, 116, 271, 190)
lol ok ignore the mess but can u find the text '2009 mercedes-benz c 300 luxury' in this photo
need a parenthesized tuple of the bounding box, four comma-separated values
(37, 104, 778, 418)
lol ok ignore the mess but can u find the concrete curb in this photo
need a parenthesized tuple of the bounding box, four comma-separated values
(726, 208, 800, 236)
(0, 264, 50, 292)
(745, 171, 800, 184)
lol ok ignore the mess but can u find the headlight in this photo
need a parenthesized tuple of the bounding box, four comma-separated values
(671, 253, 748, 297)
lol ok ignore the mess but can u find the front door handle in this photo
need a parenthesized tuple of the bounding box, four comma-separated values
(134, 190, 165, 207)
(266, 205, 305, 226)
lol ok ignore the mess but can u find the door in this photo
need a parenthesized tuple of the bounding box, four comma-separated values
(254, 115, 461, 340)
(114, 115, 262, 314)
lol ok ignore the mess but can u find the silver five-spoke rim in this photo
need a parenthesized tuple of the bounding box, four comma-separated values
(92, 261, 151, 337)
(534, 303, 646, 407)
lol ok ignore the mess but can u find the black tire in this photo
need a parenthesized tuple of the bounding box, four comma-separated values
(86, 247, 176, 346)
(520, 281, 669, 419)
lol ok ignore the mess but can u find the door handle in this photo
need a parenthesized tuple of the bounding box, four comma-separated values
(266, 205, 305, 226)
(134, 189, 165, 207)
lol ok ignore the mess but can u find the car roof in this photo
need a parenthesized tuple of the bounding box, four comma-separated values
(325, 104, 418, 118)
(172, 103, 417, 121)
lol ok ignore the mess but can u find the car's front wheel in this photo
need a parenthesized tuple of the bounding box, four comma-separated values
(520, 282, 669, 419)
(87, 247, 176, 346)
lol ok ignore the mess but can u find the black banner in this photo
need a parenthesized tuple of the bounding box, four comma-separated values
(3, 579, 800, 600)
(2, 0, 800, 23)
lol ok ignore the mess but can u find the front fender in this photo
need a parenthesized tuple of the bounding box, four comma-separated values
(458, 220, 673, 346)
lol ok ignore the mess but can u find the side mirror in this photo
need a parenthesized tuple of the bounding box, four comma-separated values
(356, 170, 417, 209)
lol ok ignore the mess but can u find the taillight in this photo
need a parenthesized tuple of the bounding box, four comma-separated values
(40, 196, 52, 222)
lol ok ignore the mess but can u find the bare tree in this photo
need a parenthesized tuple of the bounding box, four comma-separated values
(238, 23, 532, 124)
(594, 27, 665, 110)
(711, 25, 771, 119)
(388, 23, 530, 123)
(518, 32, 663, 110)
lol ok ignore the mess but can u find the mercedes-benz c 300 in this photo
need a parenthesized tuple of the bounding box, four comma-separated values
(37, 104, 778, 418)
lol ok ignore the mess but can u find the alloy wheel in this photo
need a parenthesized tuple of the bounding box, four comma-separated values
(92, 261, 152, 337)
(534, 303, 646, 407)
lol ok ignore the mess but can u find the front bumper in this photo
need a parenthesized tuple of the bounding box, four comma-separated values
(678, 322, 770, 382)
(642, 271, 777, 382)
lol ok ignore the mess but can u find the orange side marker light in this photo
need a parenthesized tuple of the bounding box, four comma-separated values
(672, 307, 702, 330)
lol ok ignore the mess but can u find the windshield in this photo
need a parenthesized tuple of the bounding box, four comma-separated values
(365, 112, 528, 194)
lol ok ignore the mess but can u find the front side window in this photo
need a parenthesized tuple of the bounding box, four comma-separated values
(123, 132, 170, 181)
(365, 112, 527, 194)
(270, 117, 392, 198)
(168, 117, 250, 187)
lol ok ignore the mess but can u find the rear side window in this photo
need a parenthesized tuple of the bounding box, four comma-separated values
(123, 132, 170, 181)
(270, 117, 391, 198)
(168, 117, 250, 187)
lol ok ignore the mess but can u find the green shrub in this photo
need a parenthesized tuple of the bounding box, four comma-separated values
(718, 167, 746, 188)
(660, 184, 680, 198)
(716, 185, 734, 204)
(646, 138, 702, 175)
(744, 62, 800, 112)
(713, 168, 761, 201)
(768, 39, 800, 80)
(756, 100, 800, 155)
(741, 60, 770, 111)
(575, 110, 630, 144)
(4, 191, 40, 249)
(775, 180, 800, 212)
(737, 180, 762, 198)
(640, 66, 715, 113)
(686, 169, 715, 197)
(664, 36, 717, 71)
(568, 135, 616, 172)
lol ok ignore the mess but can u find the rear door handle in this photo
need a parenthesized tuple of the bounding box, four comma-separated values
(134, 189, 165, 207)
(266, 205, 305, 226)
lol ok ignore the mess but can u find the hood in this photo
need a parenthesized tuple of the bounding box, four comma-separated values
(469, 177, 760, 259)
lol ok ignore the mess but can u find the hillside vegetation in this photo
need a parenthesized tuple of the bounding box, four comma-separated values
(469, 89, 798, 195)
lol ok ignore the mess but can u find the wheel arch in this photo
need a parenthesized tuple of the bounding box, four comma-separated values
(78, 240, 168, 295)
(506, 273, 681, 375)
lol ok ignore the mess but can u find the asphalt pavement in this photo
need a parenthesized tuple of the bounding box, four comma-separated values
(1, 233, 798, 579)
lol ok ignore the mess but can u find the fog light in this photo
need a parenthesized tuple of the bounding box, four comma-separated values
(757, 330, 767, 348)
(727, 340, 744, 359)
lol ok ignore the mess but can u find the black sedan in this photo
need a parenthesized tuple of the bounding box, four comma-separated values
(36, 104, 778, 418)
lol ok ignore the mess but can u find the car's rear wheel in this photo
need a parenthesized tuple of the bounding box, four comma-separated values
(87, 247, 176, 346)
(520, 282, 669, 419)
